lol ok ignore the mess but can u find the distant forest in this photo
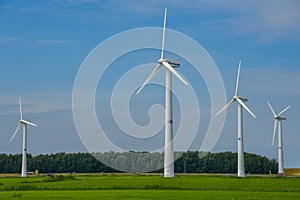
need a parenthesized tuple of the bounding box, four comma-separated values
(0, 151, 278, 174)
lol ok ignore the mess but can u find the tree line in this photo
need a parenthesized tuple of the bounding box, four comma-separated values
(0, 151, 278, 174)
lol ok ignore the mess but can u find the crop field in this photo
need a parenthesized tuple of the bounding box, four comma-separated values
(0, 173, 300, 199)
(285, 168, 300, 176)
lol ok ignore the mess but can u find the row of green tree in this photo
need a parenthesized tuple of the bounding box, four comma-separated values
(0, 151, 278, 174)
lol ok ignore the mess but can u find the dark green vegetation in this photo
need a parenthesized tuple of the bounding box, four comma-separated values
(0, 151, 277, 174)
(0, 174, 299, 199)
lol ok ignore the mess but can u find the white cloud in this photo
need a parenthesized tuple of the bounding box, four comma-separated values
(37, 39, 81, 45)
(0, 5, 12, 9)
(0, 38, 81, 45)
(48, 0, 98, 6)
(19, 6, 45, 12)
(224, 1, 300, 43)
(0, 94, 71, 115)
(242, 67, 300, 96)
(105, 0, 300, 42)
(201, 1, 300, 42)
(0, 37, 21, 43)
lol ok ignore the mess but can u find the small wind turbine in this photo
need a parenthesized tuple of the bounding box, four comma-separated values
(267, 101, 290, 176)
(136, 7, 188, 177)
(10, 97, 37, 177)
(215, 60, 256, 177)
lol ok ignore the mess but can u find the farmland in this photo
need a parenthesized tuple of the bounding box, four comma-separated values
(0, 174, 300, 199)
(285, 168, 300, 176)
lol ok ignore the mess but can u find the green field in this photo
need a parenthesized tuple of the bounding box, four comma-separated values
(0, 174, 299, 199)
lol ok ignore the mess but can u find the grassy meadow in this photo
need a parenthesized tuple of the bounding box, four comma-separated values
(0, 173, 299, 199)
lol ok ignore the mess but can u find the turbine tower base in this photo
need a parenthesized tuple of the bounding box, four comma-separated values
(277, 173, 285, 177)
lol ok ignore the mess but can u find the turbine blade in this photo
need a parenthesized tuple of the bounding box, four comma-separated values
(162, 61, 188, 86)
(277, 105, 291, 116)
(234, 60, 241, 96)
(10, 122, 21, 141)
(272, 120, 277, 145)
(267, 101, 276, 117)
(19, 96, 23, 120)
(215, 99, 235, 116)
(160, 7, 167, 59)
(136, 64, 161, 94)
(21, 120, 37, 127)
(236, 98, 256, 118)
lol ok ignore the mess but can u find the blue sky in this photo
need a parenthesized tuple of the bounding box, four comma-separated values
(0, 0, 300, 168)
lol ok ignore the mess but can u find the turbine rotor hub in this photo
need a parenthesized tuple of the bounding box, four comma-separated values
(158, 58, 180, 68)
(158, 58, 165, 64)
(234, 96, 248, 102)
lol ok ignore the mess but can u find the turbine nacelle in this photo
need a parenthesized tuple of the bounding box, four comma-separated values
(275, 116, 286, 121)
(233, 96, 248, 102)
(20, 119, 38, 126)
(158, 58, 180, 68)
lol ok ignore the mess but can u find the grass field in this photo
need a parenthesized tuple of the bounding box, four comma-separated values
(0, 173, 299, 199)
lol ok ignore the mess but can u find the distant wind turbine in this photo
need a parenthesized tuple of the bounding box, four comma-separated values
(136, 7, 188, 177)
(215, 60, 256, 177)
(267, 101, 290, 176)
(10, 97, 37, 177)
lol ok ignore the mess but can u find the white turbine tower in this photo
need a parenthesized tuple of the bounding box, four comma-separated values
(10, 97, 37, 177)
(136, 7, 188, 177)
(215, 60, 256, 177)
(267, 101, 290, 176)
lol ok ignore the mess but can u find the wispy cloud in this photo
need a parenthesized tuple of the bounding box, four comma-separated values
(48, 0, 98, 6)
(0, 94, 71, 115)
(221, 1, 300, 43)
(37, 39, 81, 45)
(0, 37, 81, 45)
(105, 1, 161, 15)
(105, 0, 300, 42)
(19, 6, 45, 12)
(243, 67, 300, 96)
(0, 37, 21, 43)
(0, 5, 12, 9)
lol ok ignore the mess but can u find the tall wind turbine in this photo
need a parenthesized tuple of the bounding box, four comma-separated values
(136, 7, 188, 177)
(267, 101, 290, 176)
(215, 61, 256, 177)
(10, 97, 37, 177)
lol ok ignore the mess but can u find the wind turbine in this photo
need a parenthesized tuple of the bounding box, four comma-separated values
(267, 101, 290, 176)
(215, 60, 256, 177)
(10, 97, 37, 177)
(136, 7, 188, 177)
